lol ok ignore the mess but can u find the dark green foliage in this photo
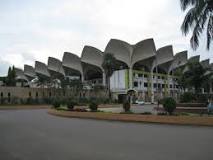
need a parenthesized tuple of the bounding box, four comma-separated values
(89, 101, 98, 112)
(162, 97, 176, 115)
(67, 100, 77, 110)
(176, 62, 207, 93)
(141, 112, 152, 115)
(5, 66, 16, 86)
(123, 101, 131, 112)
(52, 100, 60, 108)
(180, 92, 195, 103)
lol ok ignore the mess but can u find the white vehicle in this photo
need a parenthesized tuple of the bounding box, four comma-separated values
(135, 100, 145, 105)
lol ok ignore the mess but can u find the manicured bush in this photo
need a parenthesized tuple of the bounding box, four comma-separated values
(123, 101, 131, 112)
(89, 101, 98, 112)
(162, 97, 176, 115)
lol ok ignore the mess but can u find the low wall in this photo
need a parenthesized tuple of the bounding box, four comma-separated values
(0, 86, 107, 104)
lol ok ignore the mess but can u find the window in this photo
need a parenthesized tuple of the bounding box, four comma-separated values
(8, 92, 11, 97)
(154, 83, 157, 88)
(144, 83, 148, 87)
(144, 74, 147, 78)
(138, 74, 143, 77)
(158, 84, 161, 88)
(158, 76, 161, 79)
(29, 92, 31, 97)
(49, 92, 52, 97)
(170, 85, 173, 88)
(162, 84, 165, 88)
(36, 92, 38, 98)
(134, 82, 138, 87)
(1, 92, 3, 97)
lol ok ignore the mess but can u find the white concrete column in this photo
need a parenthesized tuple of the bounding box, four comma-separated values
(167, 74, 170, 96)
(81, 73, 84, 83)
(151, 71, 154, 103)
(102, 72, 106, 86)
(129, 67, 133, 89)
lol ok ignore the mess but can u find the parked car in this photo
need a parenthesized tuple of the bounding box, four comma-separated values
(135, 100, 145, 105)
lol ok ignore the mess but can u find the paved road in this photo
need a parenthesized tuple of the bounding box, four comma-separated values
(0, 109, 213, 160)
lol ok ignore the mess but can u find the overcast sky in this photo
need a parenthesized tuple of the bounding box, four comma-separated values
(0, 0, 212, 76)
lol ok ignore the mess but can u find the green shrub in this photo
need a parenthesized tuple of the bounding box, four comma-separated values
(89, 101, 98, 112)
(67, 100, 77, 110)
(141, 112, 152, 115)
(120, 111, 134, 114)
(195, 94, 208, 103)
(180, 92, 195, 103)
(123, 101, 131, 112)
(52, 100, 60, 109)
(78, 97, 89, 105)
(163, 97, 176, 115)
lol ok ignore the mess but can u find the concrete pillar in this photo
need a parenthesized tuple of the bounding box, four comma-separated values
(81, 73, 84, 83)
(210, 81, 213, 94)
(167, 74, 170, 96)
(129, 67, 133, 89)
(202, 88, 205, 94)
(102, 72, 106, 86)
(151, 71, 154, 103)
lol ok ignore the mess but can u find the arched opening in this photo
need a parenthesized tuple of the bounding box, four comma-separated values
(82, 63, 103, 87)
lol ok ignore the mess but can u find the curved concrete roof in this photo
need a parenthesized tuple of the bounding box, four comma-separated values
(131, 39, 156, 67)
(154, 45, 174, 73)
(200, 59, 210, 69)
(24, 64, 36, 79)
(15, 68, 28, 81)
(169, 51, 188, 72)
(47, 57, 65, 76)
(81, 46, 103, 70)
(35, 61, 50, 78)
(62, 52, 83, 74)
(188, 55, 200, 63)
(105, 39, 132, 67)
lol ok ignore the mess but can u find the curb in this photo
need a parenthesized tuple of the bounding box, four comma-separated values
(48, 109, 213, 127)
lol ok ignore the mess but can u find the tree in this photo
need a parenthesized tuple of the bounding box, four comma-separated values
(162, 97, 176, 115)
(180, 0, 213, 50)
(177, 62, 206, 93)
(102, 53, 117, 99)
(174, 68, 189, 91)
(6, 66, 16, 86)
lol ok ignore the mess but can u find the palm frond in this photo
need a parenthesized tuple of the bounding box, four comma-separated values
(207, 14, 213, 49)
(181, 7, 197, 35)
(180, 0, 197, 11)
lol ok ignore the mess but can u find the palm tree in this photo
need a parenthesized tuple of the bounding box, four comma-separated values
(102, 53, 117, 99)
(180, 0, 213, 50)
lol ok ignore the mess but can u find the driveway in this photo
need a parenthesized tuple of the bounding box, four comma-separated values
(0, 109, 212, 160)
